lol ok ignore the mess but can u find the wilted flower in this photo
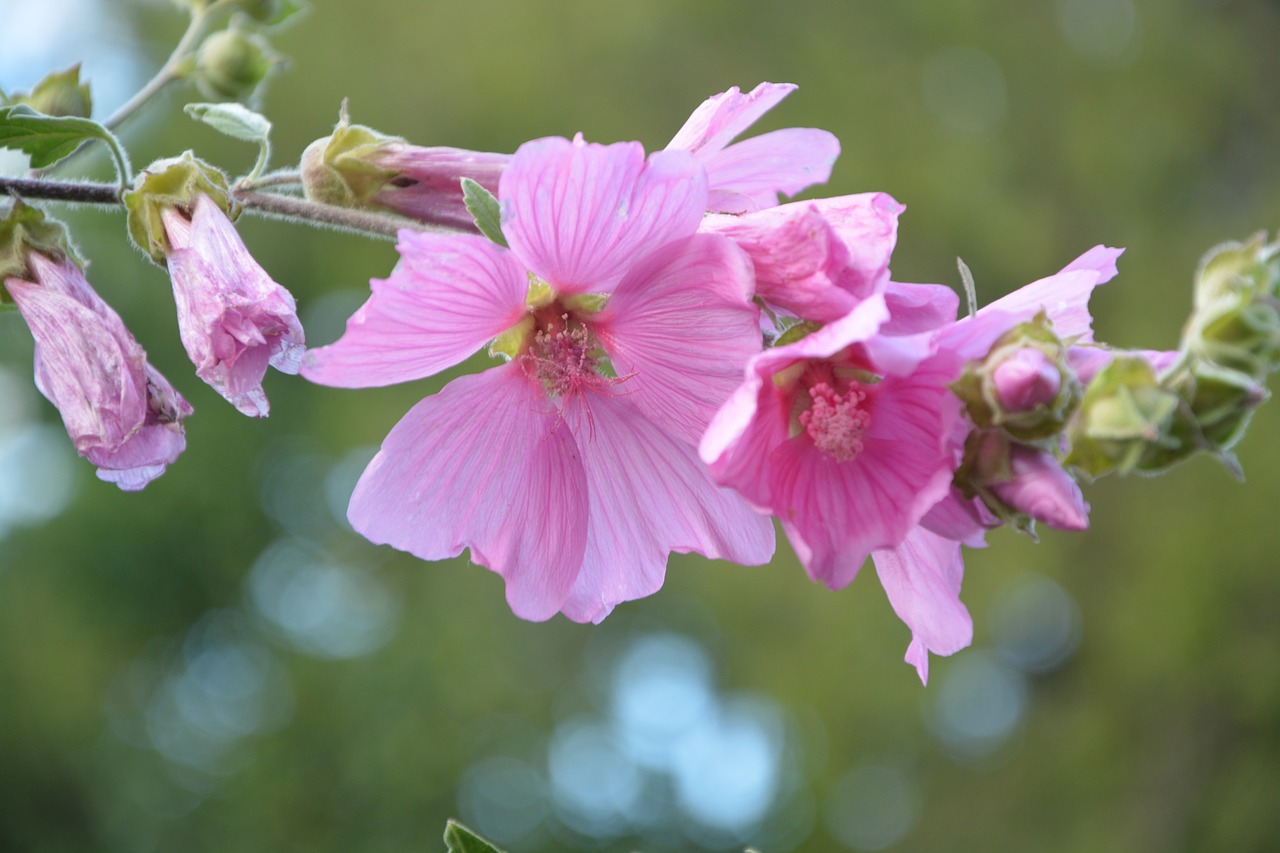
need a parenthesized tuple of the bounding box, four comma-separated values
(160, 194, 304, 417)
(304, 135, 773, 622)
(5, 253, 191, 490)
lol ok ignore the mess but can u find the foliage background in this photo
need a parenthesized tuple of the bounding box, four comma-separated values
(2, 0, 1280, 850)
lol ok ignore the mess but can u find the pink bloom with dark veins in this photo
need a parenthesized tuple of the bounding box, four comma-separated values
(5, 253, 191, 490)
(303, 135, 774, 622)
(161, 194, 304, 417)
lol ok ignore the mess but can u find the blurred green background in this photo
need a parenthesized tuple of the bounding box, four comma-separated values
(3, 1, 1280, 851)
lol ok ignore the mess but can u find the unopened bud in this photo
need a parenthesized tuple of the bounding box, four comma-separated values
(300, 110, 509, 231)
(1065, 354, 1180, 479)
(1185, 234, 1280, 376)
(7, 65, 92, 118)
(951, 313, 1079, 442)
(992, 347, 1061, 412)
(193, 27, 279, 101)
(990, 445, 1089, 531)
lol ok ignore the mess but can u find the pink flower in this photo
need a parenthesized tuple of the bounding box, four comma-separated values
(303, 135, 774, 622)
(667, 82, 840, 213)
(5, 252, 192, 490)
(161, 195, 304, 417)
(702, 193, 905, 323)
(990, 445, 1089, 531)
(701, 295, 963, 590)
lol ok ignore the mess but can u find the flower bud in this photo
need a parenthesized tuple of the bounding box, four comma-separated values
(0, 200, 80, 300)
(989, 445, 1089, 531)
(992, 346, 1060, 412)
(951, 313, 1079, 442)
(300, 114, 509, 231)
(124, 153, 231, 265)
(1064, 354, 1180, 479)
(6, 65, 92, 118)
(193, 27, 279, 101)
(1185, 234, 1280, 376)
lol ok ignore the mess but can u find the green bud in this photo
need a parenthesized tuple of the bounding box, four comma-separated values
(951, 313, 1080, 442)
(123, 153, 231, 265)
(1065, 355, 1181, 479)
(193, 27, 279, 101)
(6, 65, 93, 118)
(1185, 234, 1280, 375)
(0, 201, 79, 299)
(1146, 360, 1269, 473)
(232, 0, 282, 22)
(300, 117, 401, 208)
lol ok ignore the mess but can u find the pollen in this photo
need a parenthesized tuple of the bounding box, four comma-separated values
(800, 382, 870, 461)
(521, 316, 607, 400)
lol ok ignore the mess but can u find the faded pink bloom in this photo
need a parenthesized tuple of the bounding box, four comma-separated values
(667, 82, 840, 213)
(161, 194, 304, 417)
(365, 144, 509, 231)
(304, 135, 774, 622)
(5, 253, 191, 490)
(702, 193, 905, 323)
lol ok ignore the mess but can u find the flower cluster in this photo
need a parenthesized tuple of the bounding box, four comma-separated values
(299, 82, 1210, 682)
(5, 71, 1273, 682)
(2, 153, 304, 488)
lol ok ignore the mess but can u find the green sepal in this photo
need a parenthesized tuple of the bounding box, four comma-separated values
(462, 177, 507, 247)
(6, 65, 92, 118)
(443, 819, 506, 853)
(1065, 355, 1180, 479)
(123, 153, 232, 265)
(0, 104, 119, 170)
(1185, 233, 1280, 376)
(300, 118, 400, 207)
(0, 201, 79, 299)
(774, 320, 821, 347)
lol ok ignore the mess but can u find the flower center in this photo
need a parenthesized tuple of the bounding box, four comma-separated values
(800, 381, 870, 461)
(521, 316, 604, 399)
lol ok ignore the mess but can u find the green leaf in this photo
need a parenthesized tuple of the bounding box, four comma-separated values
(184, 102, 272, 144)
(0, 104, 115, 169)
(443, 819, 506, 853)
(269, 0, 308, 27)
(461, 178, 507, 248)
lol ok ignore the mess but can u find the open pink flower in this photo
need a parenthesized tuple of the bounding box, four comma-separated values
(304, 135, 774, 622)
(161, 194, 304, 417)
(667, 82, 840, 213)
(5, 252, 192, 490)
(701, 295, 963, 589)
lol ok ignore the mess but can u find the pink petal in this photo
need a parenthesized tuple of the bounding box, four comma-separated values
(872, 527, 974, 685)
(302, 232, 529, 388)
(702, 201, 857, 323)
(347, 365, 589, 621)
(560, 393, 775, 623)
(701, 127, 840, 211)
(500, 136, 707, 295)
(770, 355, 960, 588)
(809, 194, 903, 302)
(667, 82, 797, 156)
(882, 281, 960, 335)
(982, 245, 1124, 342)
(593, 234, 759, 444)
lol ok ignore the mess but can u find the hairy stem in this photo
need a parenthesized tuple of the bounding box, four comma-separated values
(0, 176, 461, 240)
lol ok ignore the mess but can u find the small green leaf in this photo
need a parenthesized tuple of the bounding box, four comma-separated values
(0, 104, 114, 169)
(461, 178, 507, 248)
(184, 102, 272, 143)
(269, 0, 308, 26)
(443, 819, 506, 853)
